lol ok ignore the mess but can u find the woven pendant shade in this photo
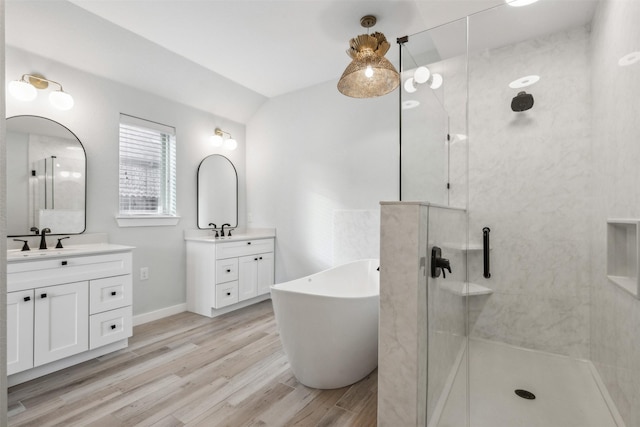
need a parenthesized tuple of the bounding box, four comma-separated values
(338, 27, 399, 98)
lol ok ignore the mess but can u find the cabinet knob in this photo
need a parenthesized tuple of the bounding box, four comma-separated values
(247, 242, 251, 245)
(40, 293, 47, 299)
(259, 256, 263, 260)
(111, 291, 117, 296)
(24, 296, 31, 302)
(254, 258, 258, 261)
(61, 261, 68, 266)
(111, 324, 117, 330)
(226, 269, 231, 273)
(226, 292, 231, 296)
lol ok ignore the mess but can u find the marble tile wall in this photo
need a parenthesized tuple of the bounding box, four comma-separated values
(332, 209, 380, 266)
(467, 25, 592, 358)
(378, 202, 425, 427)
(378, 202, 467, 426)
(590, 0, 640, 425)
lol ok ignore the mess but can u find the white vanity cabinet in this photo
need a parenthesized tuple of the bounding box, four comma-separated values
(186, 234, 275, 317)
(6, 246, 134, 385)
(7, 290, 34, 375)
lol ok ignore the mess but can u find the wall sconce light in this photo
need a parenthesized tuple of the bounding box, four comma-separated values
(403, 66, 443, 93)
(211, 128, 237, 151)
(8, 74, 75, 110)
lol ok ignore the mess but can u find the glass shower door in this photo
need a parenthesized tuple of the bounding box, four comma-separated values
(400, 17, 470, 427)
(465, 2, 623, 426)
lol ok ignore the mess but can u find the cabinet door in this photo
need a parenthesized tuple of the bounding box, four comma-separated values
(257, 252, 275, 295)
(238, 255, 259, 301)
(34, 281, 89, 367)
(7, 290, 34, 375)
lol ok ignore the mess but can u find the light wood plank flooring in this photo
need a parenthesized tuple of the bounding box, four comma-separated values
(8, 300, 377, 426)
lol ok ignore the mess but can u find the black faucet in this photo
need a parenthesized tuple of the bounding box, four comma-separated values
(56, 237, 70, 248)
(431, 246, 452, 278)
(30, 227, 39, 235)
(208, 223, 219, 238)
(221, 223, 231, 237)
(14, 239, 30, 251)
(39, 228, 51, 250)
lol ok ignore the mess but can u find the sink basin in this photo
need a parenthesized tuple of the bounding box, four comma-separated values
(7, 248, 80, 259)
(7, 243, 135, 263)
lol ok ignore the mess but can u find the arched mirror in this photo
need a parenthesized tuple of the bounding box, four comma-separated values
(197, 154, 238, 229)
(6, 115, 86, 236)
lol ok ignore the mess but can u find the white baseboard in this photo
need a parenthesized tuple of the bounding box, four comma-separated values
(133, 303, 187, 326)
(588, 361, 627, 427)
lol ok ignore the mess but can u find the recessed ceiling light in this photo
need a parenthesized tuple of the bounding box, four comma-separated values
(619, 51, 640, 67)
(509, 75, 540, 89)
(402, 100, 420, 110)
(506, 0, 539, 6)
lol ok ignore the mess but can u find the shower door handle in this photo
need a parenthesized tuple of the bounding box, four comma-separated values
(483, 227, 491, 278)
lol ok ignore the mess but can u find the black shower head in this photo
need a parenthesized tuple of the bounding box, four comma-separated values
(511, 91, 534, 112)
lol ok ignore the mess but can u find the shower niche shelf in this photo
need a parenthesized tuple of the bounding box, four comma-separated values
(442, 242, 486, 251)
(440, 281, 493, 296)
(607, 219, 640, 299)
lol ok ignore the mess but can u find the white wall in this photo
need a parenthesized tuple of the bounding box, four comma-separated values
(246, 80, 399, 283)
(590, 0, 640, 425)
(6, 46, 248, 317)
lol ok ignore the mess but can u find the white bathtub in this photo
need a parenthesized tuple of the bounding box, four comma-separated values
(271, 259, 379, 389)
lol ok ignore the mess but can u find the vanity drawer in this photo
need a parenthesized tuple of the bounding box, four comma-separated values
(90, 275, 132, 315)
(8, 252, 132, 293)
(216, 239, 274, 259)
(214, 281, 239, 308)
(89, 306, 132, 350)
(216, 259, 238, 283)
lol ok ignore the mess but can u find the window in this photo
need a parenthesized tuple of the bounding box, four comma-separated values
(118, 114, 177, 220)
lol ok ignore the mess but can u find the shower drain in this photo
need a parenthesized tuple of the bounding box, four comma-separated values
(514, 389, 536, 400)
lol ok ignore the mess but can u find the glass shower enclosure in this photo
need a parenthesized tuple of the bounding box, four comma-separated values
(401, 0, 638, 426)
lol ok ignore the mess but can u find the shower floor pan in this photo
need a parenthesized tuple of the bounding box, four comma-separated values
(436, 338, 624, 427)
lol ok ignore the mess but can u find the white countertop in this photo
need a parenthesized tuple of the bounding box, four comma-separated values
(7, 243, 135, 262)
(184, 228, 276, 243)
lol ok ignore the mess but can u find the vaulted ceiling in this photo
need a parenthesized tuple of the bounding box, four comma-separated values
(5, 0, 597, 122)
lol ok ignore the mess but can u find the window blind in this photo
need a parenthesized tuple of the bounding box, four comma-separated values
(119, 114, 176, 216)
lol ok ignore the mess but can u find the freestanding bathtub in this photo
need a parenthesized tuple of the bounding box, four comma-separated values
(271, 259, 379, 389)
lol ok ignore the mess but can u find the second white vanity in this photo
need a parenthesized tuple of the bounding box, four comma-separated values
(185, 229, 275, 317)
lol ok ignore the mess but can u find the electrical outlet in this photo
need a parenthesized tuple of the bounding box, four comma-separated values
(140, 267, 149, 281)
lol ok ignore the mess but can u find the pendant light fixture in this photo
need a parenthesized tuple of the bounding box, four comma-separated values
(337, 15, 399, 98)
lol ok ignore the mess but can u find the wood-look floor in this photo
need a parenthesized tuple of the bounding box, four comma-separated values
(7, 300, 377, 427)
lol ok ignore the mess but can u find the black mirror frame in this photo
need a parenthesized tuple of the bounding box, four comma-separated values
(196, 154, 238, 229)
(6, 115, 87, 237)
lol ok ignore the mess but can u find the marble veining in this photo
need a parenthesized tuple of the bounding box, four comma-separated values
(590, 0, 640, 424)
(379, 203, 467, 426)
(332, 210, 380, 266)
(467, 25, 592, 359)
